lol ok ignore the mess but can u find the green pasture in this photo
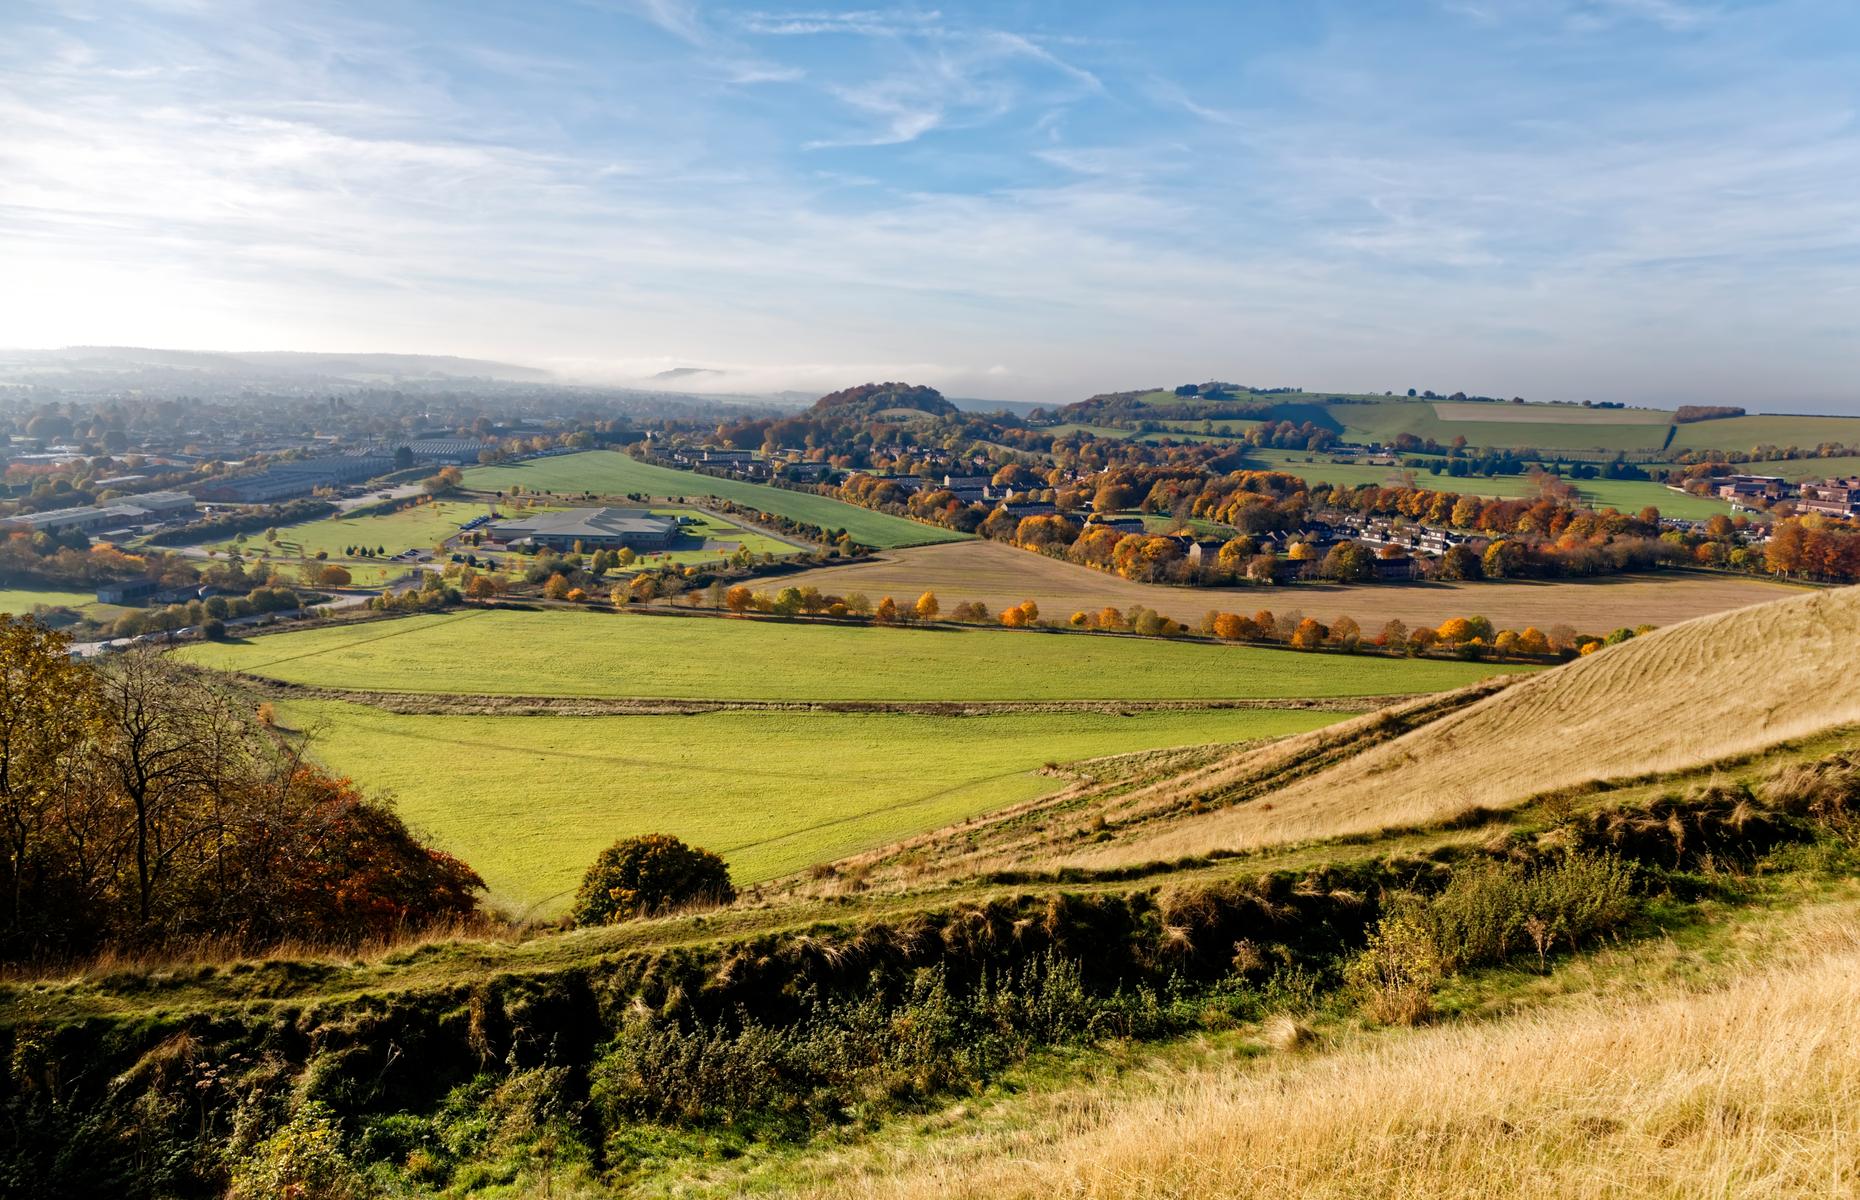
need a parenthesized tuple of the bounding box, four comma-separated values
(283, 699, 1342, 910)
(209, 500, 491, 559)
(178, 609, 1531, 701)
(0, 586, 126, 624)
(459, 451, 966, 549)
(1725, 454, 1860, 482)
(1669, 415, 1860, 454)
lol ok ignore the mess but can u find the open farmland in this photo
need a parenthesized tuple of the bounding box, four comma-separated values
(1238, 449, 1733, 517)
(209, 498, 492, 559)
(1669, 413, 1860, 453)
(459, 450, 966, 548)
(1728, 454, 1860, 482)
(278, 699, 1339, 911)
(0, 585, 103, 614)
(771, 540, 1803, 634)
(177, 607, 1524, 700)
(1430, 400, 1671, 425)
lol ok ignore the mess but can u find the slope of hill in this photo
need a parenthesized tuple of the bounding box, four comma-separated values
(1066, 584, 1860, 867)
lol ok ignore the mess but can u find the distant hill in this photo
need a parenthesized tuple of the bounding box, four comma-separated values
(808, 381, 959, 422)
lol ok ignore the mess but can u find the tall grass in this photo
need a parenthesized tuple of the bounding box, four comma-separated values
(782, 916, 1860, 1200)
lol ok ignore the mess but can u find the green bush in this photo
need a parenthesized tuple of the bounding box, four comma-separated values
(572, 834, 734, 926)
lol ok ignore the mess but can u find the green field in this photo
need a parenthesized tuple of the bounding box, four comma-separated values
(285, 699, 1340, 911)
(211, 499, 490, 559)
(460, 451, 967, 549)
(0, 585, 99, 614)
(1241, 449, 1732, 518)
(1669, 415, 1860, 453)
(1727, 454, 1860, 482)
(179, 608, 1529, 701)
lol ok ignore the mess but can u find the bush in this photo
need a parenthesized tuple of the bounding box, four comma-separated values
(572, 834, 734, 926)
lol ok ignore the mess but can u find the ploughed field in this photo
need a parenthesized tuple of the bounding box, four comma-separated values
(177, 608, 1526, 701)
(770, 540, 1802, 634)
(181, 608, 1525, 912)
(458, 449, 967, 549)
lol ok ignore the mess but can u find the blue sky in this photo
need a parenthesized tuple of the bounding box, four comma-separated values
(2, 0, 1857, 407)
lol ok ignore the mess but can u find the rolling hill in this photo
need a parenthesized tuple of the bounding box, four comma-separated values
(1043, 585, 1860, 871)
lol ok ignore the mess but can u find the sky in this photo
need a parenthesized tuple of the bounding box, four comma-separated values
(2, 0, 1858, 409)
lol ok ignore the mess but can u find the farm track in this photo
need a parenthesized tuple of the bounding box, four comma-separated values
(230, 673, 1410, 717)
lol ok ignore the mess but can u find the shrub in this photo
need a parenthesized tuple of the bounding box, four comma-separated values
(227, 1101, 364, 1200)
(572, 834, 734, 926)
(1345, 899, 1442, 1025)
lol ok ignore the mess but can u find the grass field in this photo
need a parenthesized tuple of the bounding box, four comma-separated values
(210, 499, 490, 559)
(178, 608, 1524, 700)
(0, 585, 101, 615)
(1712, 453, 1860, 481)
(284, 699, 1340, 910)
(459, 450, 967, 549)
(1429, 400, 1671, 425)
(1669, 413, 1860, 453)
(1240, 448, 1734, 518)
(774, 540, 1799, 635)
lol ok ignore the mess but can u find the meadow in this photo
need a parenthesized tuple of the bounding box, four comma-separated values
(774, 540, 1798, 635)
(177, 607, 1525, 701)
(0, 585, 103, 614)
(283, 699, 1339, 910)
(1722, 453, 1860, 481)
(459, 450, 967, 548)
(1669, 413, 1860, 453)
(209, 498, 492, 559)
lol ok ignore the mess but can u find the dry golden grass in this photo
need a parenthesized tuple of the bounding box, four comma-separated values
(776, 540, 1801, 633)
(780, 911, 1860, 1200)
(1088, 584, 1860, 867)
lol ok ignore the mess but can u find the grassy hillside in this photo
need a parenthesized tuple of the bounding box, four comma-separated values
(1669, 413, 1860, 453)
(1080, 584, 1860, 867)
(460, 450, 966, 548)
(1238, 448, 1733, 518)
(282, 699, 1338, 910)
(176, 609, 1528, 702)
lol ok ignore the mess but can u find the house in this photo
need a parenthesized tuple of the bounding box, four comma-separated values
(487, 507, 680, 551)
(1798, 477, 1860, 518)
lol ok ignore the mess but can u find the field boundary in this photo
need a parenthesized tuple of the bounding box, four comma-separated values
(242, 674, 1416, 717)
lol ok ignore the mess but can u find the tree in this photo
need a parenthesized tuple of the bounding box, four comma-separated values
(1290, 618, 1328, 649)
(393, 445, 415, 471)
(316, 564, 352, 587)
(1377, 618, 1408, 648)
(875, 596, 899, 623)
(724, 585, 753, 615)
(466, 575, 501, 599)
(1212, 612, 1247, 641)
(1318, 541, 1375, 583)
(1481, 539, 1525, 579)
(1436, 544, 1483, 581)
(1000, 600, 1040, 628)
(913, 591, 940, 622)
(543, 574, 573, 601)
(572, 834, 733, 925)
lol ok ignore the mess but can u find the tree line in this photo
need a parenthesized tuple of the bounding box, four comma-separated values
(0, 621, 482, 963)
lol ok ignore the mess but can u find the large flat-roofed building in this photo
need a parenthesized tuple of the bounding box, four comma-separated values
(488, 507, 680, 551)
(193, 455, 394, 503)
(2, 489, 197, 536)
(1798, 477, 1860, 517)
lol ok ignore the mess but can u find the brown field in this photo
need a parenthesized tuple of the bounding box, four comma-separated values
(778, 540, 1803, 632)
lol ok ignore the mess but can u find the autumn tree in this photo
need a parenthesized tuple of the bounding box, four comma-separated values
(1318, 541, 1374, 583)
(543, 573, 573, 600)
(913, 591, 940, 622)
(875, 596, 899, 623)
(1290, 617, 1328, 649)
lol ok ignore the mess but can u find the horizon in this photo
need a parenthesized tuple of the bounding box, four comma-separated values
(3, 1, 1859, 411)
